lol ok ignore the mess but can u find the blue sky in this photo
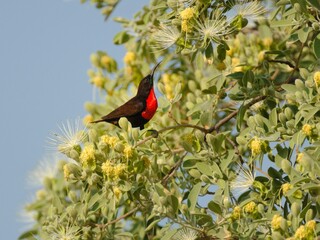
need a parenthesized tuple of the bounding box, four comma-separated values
(0, 0, 147, 238)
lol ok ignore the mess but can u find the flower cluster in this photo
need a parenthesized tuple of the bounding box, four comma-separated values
(88, 51, 117, 89)
(80, 144, 96, 169)
(294, 220, 316, 239)
(302, 124, 313, 136)
(271, 214, 283, 231)
(231, 206, 242, 220)
(313, 71, 320, 87)
(250, 137, 262, 156)
(100, 134, 119, 148)
(101, 160, 126, 180)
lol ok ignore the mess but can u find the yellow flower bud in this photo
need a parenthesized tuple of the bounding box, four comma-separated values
(296, 153, 304, 164)
(262, 37, 273, 47)
(83, 114, 94, 125)
(124, 51, 136, 65)
(63, 164, 71, 180)
(306, 220, 316, 232)
(250, 137, 262, 156)
(101, 160, 114, 177)
(80, 144, 96, 168)
(313, 71, 320, 87)
(271, 214, 282, 231)
(258, 51, 265, 62)
(91, 75, 105, 88)
(281, 183, 293, 195)
(244, 201, 257, 214)
(216, 61, 227, 71)
(231, 206, 241, 220)
(113, 187, 122, 200)
(180, 7, 195, 20)
(100, 55, 112, 68)
(123, 145, 133, 158)
(232, 57, 242, 72)
(100, 135, 118, 148)
(36, 189, 47, 200)
(302, 124, 312, 136)
(181, 20, 191, 32)
(226, 47, 234, 56)
(113, 163, 126, 179)
(294, 225, 308, 239)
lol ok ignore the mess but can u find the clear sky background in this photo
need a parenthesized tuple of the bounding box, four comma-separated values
(0, 0, 147, 238)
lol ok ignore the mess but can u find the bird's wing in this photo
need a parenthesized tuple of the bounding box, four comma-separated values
(100, 97, 145, 121)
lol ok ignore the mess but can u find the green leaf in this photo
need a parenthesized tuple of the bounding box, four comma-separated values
(227, 71, 244, 80)
(196, 162, 213, 176)
(188, 182, 201, 212)
(208, 201, 223, 215)
(300, 201, 312, 219)
(160, 229, 178, 240)
(217, 43, 227, 61)
(154, 183, 166, 197)
(241, 70, 254, 87)
(145, 219, 161, 232)
(297, 27, 310, 43)
(286, 187, 300, 197)
(200, 111, 212, 126)
(18, 229, 38, 240)
(302, 183, 320, 191)
(193, 213, 213, 227)
(270, 19, 296, 27)
(88, 192, 102, 209)
(281, 84, 298, 92)
(53, 193, 63, 213)
(269, 108, 278, 126)
(168, 195, 179, 214)
(312, 33, 320, 59)
(211, 161, 223, 178)
(113, 31, 130, 45)
(205, 42, 214, 60)
(237, 104, 247, 131)
(115, 232, 134, 237)
(268, 167, 283, 179)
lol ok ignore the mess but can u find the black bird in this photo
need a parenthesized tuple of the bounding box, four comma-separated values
(91, 62, 161, 130)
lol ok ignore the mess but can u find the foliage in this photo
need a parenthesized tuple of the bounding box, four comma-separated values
(20, 0, 320, 239)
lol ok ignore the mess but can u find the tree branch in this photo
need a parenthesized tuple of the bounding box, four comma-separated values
(134, 95, 267, 147)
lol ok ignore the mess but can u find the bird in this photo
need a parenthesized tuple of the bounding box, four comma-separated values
(91, 62, 161, 130)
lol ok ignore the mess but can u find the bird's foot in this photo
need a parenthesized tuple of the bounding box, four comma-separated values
(146, 129, 159, 138)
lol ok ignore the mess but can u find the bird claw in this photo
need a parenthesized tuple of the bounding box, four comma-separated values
(147, 129, 159, 138)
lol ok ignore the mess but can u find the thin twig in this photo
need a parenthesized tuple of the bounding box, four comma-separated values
(158, 124, 207, 134)
(208, 95, 267, 133)
(254, 166, 271, 179)
(226, 136, 244, 164)
(161, 152, 187, 186)
(96, 206, 140, 228)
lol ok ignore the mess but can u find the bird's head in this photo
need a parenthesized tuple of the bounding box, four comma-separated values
(137, 62, 161, 97)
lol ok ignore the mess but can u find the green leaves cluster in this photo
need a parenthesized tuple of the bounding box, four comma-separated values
(21, 1, 320, 239)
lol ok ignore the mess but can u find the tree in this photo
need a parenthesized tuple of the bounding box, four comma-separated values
(20, 0, 320, 239)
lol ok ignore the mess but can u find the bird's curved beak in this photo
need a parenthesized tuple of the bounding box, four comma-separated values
(150, 61, 162, 78)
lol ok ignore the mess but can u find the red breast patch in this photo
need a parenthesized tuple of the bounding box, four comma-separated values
(141, 88, 158, 120)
